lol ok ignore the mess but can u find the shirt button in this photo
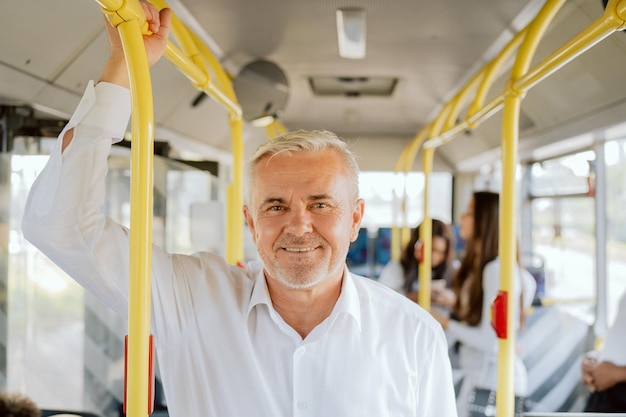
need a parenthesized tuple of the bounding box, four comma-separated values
(297, 401, 308, 410)
(297, 346, 306, 355)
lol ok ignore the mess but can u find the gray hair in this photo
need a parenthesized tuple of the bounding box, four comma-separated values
(245, 129, 360, 205)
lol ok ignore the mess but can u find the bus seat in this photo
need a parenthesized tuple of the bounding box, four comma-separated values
(520, 305, 593, 412)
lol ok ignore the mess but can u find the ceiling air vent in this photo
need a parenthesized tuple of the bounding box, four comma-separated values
(309, 76, 397, 97)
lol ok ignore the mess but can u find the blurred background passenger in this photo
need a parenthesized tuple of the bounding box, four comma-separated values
(582, 288, 626, 412)
(429, 191, 536, 417)
(378, 219, 455, 305)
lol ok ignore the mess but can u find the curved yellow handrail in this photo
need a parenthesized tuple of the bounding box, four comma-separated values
(97, 1, 155, 416)
(94, 0, 249, 414)
(421, 0, 626, 150)
(104, 0, 247, 266)
(148, 3, 246, 264)
(497, 2, 568, 415)
(150, 0, 241, 118)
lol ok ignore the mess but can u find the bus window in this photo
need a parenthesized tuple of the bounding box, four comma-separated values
(604, 137, 626, 325)
(530, 143, 626, 325)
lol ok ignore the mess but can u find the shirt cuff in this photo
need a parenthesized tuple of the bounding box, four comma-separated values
(81, 81, 131, 142)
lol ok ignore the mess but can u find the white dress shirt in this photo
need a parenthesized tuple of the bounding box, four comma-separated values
(22, 81, 458, 417)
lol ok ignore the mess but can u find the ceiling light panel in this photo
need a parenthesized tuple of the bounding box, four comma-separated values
(336, 8, 366, 59)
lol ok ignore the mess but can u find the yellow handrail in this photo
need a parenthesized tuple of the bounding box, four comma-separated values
(422, 0, 626, 150)
(123, 19, 154, 417)
(137, 0, 245, 264)
(150, 0, 241, 118)
(414, 101, 452, 310)
(497, 2, 567, 415)
(150, 0, 246, 263)
(97, 1, 155, 416)
(389, 127, 431, 261)
(94, 0, 250, 414)
(417, 147, 434, 310)
(228, 117, 245, 264)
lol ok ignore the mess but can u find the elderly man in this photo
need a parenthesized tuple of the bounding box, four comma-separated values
(21, 3, 457, 416)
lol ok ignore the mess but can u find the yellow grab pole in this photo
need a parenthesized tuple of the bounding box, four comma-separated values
(414, 105, 447, 309)
(225, 184, 235, 264)
(151, 0, 245, 265)
(496, 2, 567, 417)
(390, 149, 409, 261)
(161, 42, 241, 117)
(417, 147, 434, 310)
(497, 92, 520, 417)
(228, 116, 245, 265)
(117, 16, 154, 417)
(390, 129, 431, 261)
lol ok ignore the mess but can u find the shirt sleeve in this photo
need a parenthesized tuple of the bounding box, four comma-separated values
(21, 81, 163, 316)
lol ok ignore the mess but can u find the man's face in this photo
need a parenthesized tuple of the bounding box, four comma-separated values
(243, 149, 364, 289)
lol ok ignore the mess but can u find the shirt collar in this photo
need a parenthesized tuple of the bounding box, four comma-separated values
(332, 266, 362, 331)
(246, 264, 362, 332)
(247, 263, 273, 316)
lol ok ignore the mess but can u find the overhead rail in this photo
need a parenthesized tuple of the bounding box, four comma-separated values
(420, 0, 626, 150)
(396, 1, 626, 417)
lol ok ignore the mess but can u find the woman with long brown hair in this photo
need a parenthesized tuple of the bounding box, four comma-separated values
(430, 191, 536, 417)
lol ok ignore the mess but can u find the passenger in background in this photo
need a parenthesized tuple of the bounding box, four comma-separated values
(378, 219, 455, 306)
(0, 391, 40, 417)
(429, 191, 536, 417)
(582, 289, 626, 412)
